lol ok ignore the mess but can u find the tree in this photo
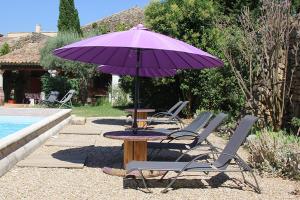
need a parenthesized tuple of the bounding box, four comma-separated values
(221, 0, 300, 130)
(119, 0, 244, 115)
(216, 0, 260, 16)
(40, 32, 95, 103)
(57, 0, 82, 34)
(0, 42, 10, 56)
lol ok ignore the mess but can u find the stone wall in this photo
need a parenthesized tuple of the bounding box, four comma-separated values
(287, 16, 300, 119)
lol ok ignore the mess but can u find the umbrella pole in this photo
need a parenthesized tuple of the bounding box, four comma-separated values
(133, 49, 141, 130)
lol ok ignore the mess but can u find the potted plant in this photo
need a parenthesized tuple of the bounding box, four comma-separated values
(7, 89, 16, 104)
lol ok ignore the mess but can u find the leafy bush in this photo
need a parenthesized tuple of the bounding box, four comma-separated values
(41, 74, 79, 100)
(291, 117, 300, 136)
(40, 32, 95, 103)
(108, 84, 130, 107)
(119, 0, 245, 116)
(0, 42, 10, 56)
(247, 129, 300, 180)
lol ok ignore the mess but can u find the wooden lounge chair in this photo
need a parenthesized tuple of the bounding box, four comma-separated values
(126, 115, 260, 193)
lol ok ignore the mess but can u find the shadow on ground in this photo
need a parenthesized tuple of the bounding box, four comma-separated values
(51, 146, 190, 168)
(91, 118, 128, 126)
(51, 146, 250, 192)
(123, 173, 251, 192)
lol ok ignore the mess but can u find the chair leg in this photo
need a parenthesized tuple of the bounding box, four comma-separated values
(159, 171, 169, 181)
(161, 170, 183, 193)
(236, 161, 261, 193)
(247, 171, 261, 194)
(139, 170, 152, 193)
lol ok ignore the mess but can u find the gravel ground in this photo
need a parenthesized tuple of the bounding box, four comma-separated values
(0, 117, 299, 200)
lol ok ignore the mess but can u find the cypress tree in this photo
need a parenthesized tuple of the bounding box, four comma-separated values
(57, 0, 82, 34)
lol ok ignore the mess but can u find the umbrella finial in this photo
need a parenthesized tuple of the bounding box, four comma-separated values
(131, 24, 148, 30)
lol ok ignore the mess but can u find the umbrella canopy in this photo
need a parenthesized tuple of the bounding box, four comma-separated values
(97, 65, 177, 77)
(53, 24, 223, 129)
(54, 24, 223, 69)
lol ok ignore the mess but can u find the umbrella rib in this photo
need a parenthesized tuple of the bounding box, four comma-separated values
(55, 48, 81, 58)
(121, 48, 131, 68)
(54, 48, 69, 56)
(162, 50, 178, 69)
(152, 50, 161, 69)
(193, 54, 221, 67)
(72, 47, 97, 61)
(204, 55, 223, 66)
(89, 48, 107, 64)
(187, 52, 215, 68)
(103, 47, 121, 65)
(174, 51, 197, 69)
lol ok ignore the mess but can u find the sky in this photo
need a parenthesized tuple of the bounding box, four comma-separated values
(0, 0, 150, 35)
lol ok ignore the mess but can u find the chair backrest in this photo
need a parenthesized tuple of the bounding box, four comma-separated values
(170, 101, 189, 118)
(167, 101, 183, 114)
(59, 90, 76, 103)
(184, 111, 213, 132)
(213, 115, 258, 169)
(47, 91, 59, 102)
(191, 113, 228, 146)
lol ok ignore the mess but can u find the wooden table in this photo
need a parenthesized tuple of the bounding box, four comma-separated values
(125, 108, 155, 128)
(103, 130, 167, 166)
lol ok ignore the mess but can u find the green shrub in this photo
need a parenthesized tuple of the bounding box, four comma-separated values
(108, 84, 130, 107)
(247, 129, 300, 180)
(40, 32, 95, 103)
(95, 96, 109, 106)
(0, 42, 10, 56)
(41, 74, 79, 100)
(291, 117, 300, 136)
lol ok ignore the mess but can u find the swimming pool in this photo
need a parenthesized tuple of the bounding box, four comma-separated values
(0, 108, 72, 177)
(0, 116, 44, 139)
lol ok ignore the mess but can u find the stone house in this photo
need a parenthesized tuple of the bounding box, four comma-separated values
(0, 7, 144, 104)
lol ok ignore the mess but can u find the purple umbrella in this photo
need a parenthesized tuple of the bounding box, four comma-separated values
(97, 65, 177, 77)
(54, 24, 223, 129)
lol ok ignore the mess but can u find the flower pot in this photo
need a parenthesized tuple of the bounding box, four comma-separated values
(8, 99, 16, 104)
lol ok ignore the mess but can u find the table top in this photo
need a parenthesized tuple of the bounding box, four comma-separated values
(125, 108, 155, 113)
(103, 130, 167, 141)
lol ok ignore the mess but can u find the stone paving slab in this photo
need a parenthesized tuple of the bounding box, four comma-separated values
(59, 125, 101, 135)
(16, 146, 92, 168)
(17, 155, 86, 168)
(45, 134, 97, 147)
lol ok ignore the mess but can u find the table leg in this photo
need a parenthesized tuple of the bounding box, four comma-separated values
(136, 112, 148, 128)
(123, 140, 147, 166)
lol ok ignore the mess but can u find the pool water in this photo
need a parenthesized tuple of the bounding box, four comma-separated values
(0, 116, 43, 139)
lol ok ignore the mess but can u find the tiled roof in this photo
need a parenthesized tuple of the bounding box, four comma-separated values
(0, 7, 144, 67)
(0, 33, 48, 66)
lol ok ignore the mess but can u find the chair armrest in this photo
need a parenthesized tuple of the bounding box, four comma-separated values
(167, 130, 198, 138)
(152, 112, 170, 118)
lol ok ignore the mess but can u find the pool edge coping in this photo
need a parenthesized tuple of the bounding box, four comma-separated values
(0, 109, 71, 150)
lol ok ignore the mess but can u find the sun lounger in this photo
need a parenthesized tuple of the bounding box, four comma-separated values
(55, 90, 76, 108)
(151, 111, 213, 138)
(148, 101, 189, 127)
(39, 91, 59, 106)
(148, 113, 227, 159)
(151, 101, 183, 118)
(126, 115, 260, 193)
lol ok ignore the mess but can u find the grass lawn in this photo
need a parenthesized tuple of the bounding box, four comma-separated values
(71, 104, 126, 117)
